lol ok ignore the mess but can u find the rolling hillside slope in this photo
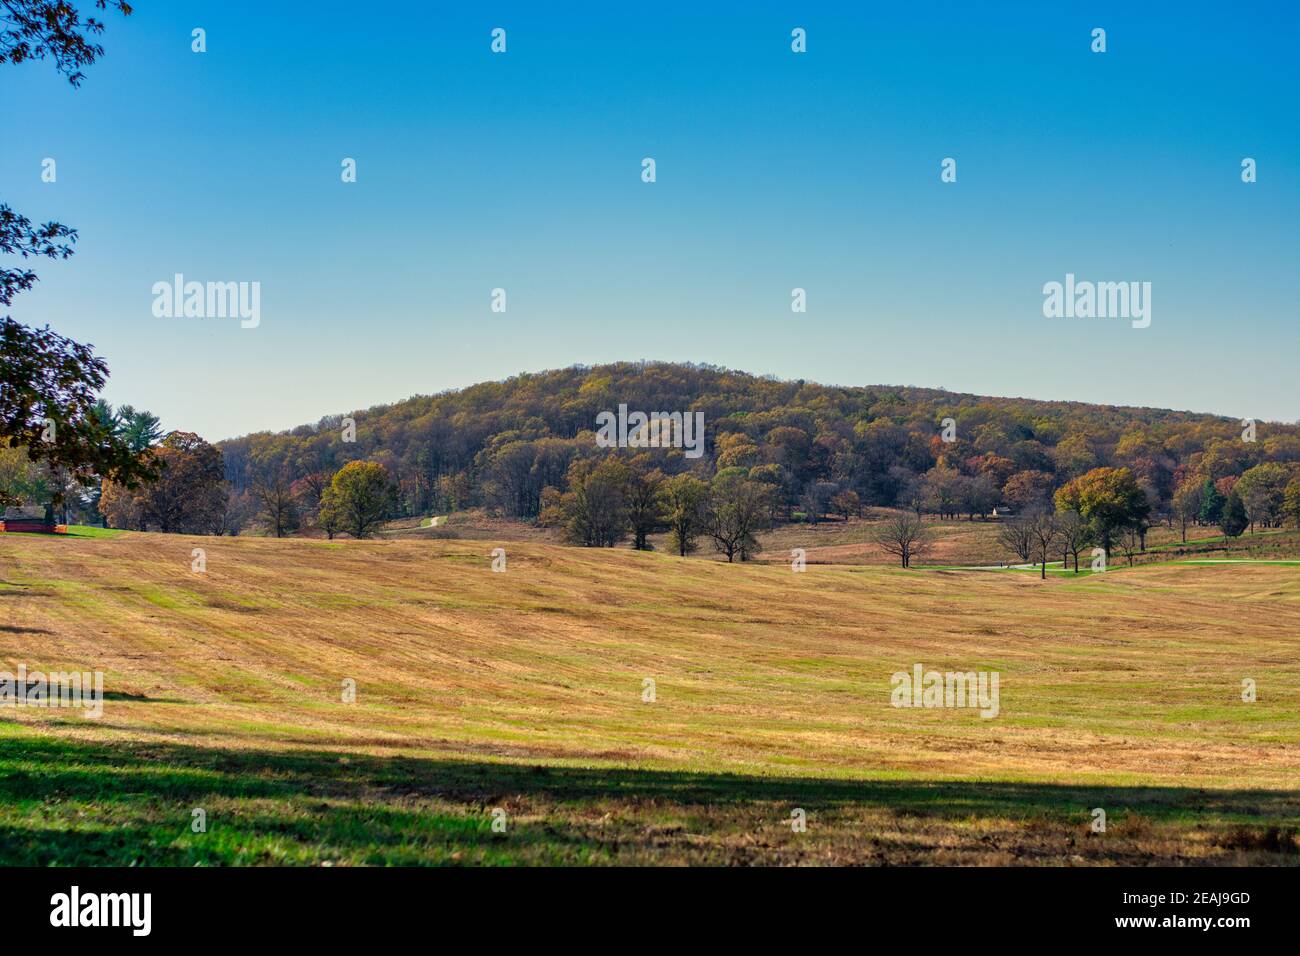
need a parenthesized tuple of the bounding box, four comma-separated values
(2, 531, 1298, 864)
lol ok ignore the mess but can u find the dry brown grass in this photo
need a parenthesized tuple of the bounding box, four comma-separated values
(1, 530, 1297, 864)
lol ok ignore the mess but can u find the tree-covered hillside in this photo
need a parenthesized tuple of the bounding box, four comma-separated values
(217, 362, 1300, 538)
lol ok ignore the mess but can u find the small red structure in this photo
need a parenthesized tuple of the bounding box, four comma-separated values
(0, 506, 58, 534)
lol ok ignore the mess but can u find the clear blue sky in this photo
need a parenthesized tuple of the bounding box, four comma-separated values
(3, 1, 1296, 440)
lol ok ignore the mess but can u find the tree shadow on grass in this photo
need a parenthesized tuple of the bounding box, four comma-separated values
(1, 733, 1297, 865)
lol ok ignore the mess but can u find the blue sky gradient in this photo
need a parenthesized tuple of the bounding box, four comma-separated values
(2, 1, 1296, 439)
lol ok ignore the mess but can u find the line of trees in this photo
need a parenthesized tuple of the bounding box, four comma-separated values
(991, 462, 1282, 577)
(1000, 467, 1154, 576)
(538, 455, 775, 561)
(95, 438, 403, 540)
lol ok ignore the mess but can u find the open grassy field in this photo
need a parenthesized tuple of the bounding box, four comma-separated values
(2, 530, 1298, 865)
(387, 507, 1300, 569)
(754, 515, 1300, 568)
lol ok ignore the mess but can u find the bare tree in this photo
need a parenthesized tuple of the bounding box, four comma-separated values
(1115, 526, 1142, 566)
(296, 469, 331, 518)
(1026, 507, 1060, 580)
(996, 515, 1034, 566)
(1055, 509, 1092, 573)
(871, 512, 932, 568)
(707, 474, 773, 562)
(253, 470, 299, 538)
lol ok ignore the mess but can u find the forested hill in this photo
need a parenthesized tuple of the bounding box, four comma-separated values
(218, 362, 1300, 523)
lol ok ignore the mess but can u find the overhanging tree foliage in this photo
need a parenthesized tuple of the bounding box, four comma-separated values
(0, 1, 132, 86)
(0, 1, 150, 507)
(1, 317, 157, 503)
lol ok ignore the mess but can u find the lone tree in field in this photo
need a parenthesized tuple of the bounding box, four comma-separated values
(624, 458, 664, 551)
(319, 461, 396, 539)
(658, 472, 709, 556)
(706, 472, 773, 562)
(872, 512, 931, 568)
(1025, 507, 1060, 580)
(253, 469, 300, 538)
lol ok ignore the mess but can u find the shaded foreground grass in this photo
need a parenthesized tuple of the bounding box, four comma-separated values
(2, 728, 1297, 866)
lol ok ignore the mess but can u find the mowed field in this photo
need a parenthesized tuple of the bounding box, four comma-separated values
(1, 530, 1298, 865)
